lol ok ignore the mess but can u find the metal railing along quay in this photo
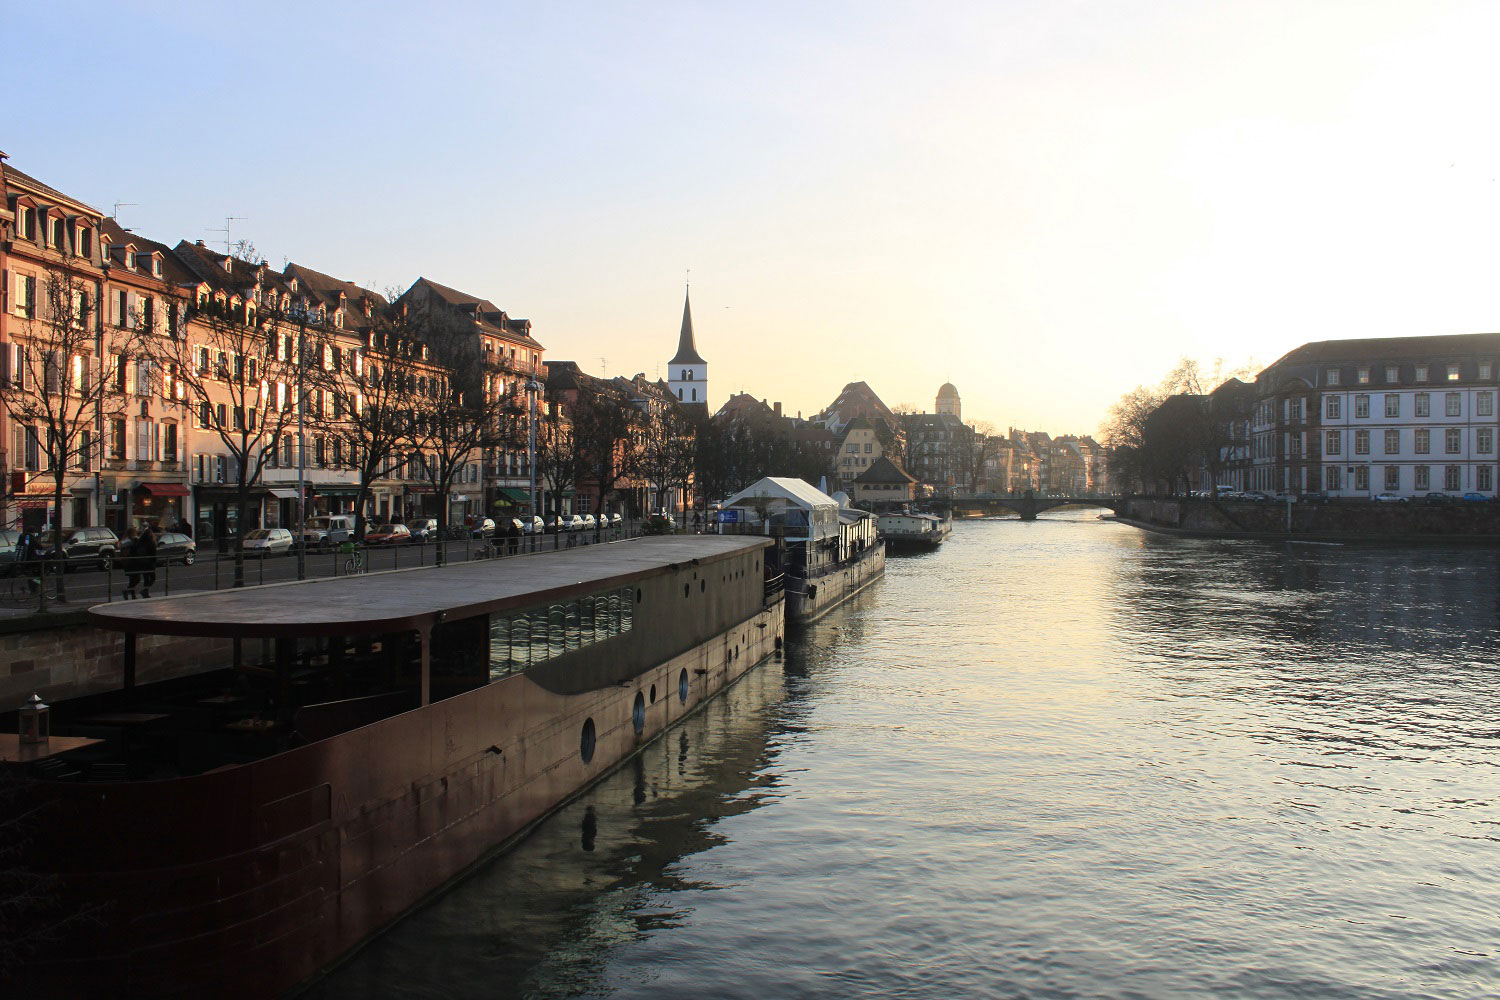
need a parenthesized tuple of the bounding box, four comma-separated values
(0, 521, 669, 615)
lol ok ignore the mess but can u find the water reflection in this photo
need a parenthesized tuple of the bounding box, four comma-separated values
(317, 515, 1500, 999)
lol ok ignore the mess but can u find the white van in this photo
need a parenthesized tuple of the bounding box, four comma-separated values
(301, 515, 355, 550)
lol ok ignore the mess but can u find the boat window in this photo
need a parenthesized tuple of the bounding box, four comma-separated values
(488, 585, 635, 677)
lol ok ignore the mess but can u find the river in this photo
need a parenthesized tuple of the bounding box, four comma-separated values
(313, 512, 1500, 998)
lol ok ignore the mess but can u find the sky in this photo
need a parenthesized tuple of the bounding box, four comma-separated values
(9, 1, 1500, 435)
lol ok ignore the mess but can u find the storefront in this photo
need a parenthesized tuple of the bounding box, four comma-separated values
(313, 487, 360, 517)
(402, 485, 437, 522)
(262, 487, 303, 530)
(490, 486, 533, 518)
(193, 485, 267, 552)
(132, 482, 191, 533)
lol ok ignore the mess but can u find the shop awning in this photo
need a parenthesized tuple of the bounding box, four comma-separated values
(495, 488, 531, 504)
(268, 488, 301, 500)
(137, 482, 191, 498)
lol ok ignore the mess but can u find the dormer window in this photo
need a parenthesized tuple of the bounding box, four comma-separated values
(151, 255, 162, 278)
(1385, 365, 1398, 383)
(1448, 364, 1461, 381)
(222, 256, 233, 274)
(1416, 364, 1429, 382)
(1326, 368, 1340, 386)
(100, 240, 111, 265)
(50, 217, 65, 249)
(17, 206, 35, 242)
(289, 278, 298, 293)
(1357, 366, 1370, 384)
(75, 225, 92, 259)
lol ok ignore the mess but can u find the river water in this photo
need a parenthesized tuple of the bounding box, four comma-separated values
(315, 512, 1500, 999)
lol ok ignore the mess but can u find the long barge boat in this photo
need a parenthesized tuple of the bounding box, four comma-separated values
(11, 535, 783, 999)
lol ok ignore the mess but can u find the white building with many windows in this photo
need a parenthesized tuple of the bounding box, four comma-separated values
(1249, 333, 1500, 498)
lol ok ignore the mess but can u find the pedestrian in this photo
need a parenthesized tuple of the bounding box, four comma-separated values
(507, 518, 520, 556)
(121, 527, 141, 599)
(136, 523, 159, 598)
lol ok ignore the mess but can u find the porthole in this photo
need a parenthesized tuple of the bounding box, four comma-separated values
(632, 692, 645, 734)
(700, 579, 706, 593)
(683, 583, 690, 598)
(649, 683, 657, 704)
(636, 588, 643, 603)
(678, 668, 689, 703)
(580, 717, 596, 764)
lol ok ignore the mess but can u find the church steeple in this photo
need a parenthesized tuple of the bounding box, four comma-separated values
(667, 286, 708, 407)
(670, 288, 706, 365)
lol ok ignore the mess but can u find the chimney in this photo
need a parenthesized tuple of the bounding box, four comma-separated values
(774, 402, 782, 417)
(195, 239, 206, 247)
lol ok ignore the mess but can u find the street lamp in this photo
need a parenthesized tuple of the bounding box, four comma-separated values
(527, 374, 542, 539)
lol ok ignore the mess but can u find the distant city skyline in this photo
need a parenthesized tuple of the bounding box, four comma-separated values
(10, 1, 1500, 433)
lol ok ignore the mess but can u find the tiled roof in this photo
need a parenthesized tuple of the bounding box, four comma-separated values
(855, 457, 916, 484)
(4, 165, 103, 216)
(1266, 333, 1500, 369)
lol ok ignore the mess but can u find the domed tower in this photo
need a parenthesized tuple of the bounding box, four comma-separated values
(936, 382, 961, 420)
(668, 287, 707, 408)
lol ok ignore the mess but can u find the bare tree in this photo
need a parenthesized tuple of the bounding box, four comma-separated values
(410, 335, 511, 562)
(0, 265, 138, 600)
(573, 384, 643, 524)
(533, 393, 585, 547)
(142, 293, 302, 586)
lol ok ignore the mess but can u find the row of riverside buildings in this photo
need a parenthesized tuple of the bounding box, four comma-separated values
(714, 379, 1108, 501)
(1, 149, 1094, 541)
(1148, 333, 1500, 499)
(0, 154, 580, 543)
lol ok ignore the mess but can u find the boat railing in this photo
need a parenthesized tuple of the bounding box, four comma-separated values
(763, 570, 785, 604)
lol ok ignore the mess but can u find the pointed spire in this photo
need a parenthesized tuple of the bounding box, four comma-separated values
(670, 286, 706, 365)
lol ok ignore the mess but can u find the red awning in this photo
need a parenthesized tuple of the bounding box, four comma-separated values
(138, 482, 191, 498)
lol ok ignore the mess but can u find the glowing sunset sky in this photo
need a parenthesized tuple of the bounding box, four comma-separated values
(10, 1, 1500, 434)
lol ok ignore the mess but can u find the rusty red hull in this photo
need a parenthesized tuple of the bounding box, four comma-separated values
(20, 604, 783, 999)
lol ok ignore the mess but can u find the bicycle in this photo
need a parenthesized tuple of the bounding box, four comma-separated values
(340, 542, 366, 576)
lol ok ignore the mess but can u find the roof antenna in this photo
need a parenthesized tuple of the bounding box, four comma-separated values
(111, 201, 138, 228)
(207, 215, 247, 255)
(600, 357, 607, 376)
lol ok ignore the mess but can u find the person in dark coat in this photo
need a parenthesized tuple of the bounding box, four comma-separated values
(136, 524, 159, 598)
(121, 527, 141, 599)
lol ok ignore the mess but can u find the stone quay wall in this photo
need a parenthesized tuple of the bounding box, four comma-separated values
(1118, 497, 1500, 542)
(0, 611, 237, 712)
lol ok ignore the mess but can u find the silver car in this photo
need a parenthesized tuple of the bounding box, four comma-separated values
(242, 527, 295, 557)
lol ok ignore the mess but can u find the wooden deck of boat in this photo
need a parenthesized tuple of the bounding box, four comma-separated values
(88, 535, 770, 638)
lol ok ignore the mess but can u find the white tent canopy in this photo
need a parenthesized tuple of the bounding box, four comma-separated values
(722, 477, 837, 513)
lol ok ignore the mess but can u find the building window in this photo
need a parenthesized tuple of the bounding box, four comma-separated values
(197, 400, 211, 429)
(1325, 396, 1341, 419)
(1355, 466, 1370, 490)
(1479, 428, 1494, 455)
(1415, 429, 1430, 454)
(1446, 392, 1462, 417)
(1384, 394, 1400, 418)
(1357, 367, 1370, 385)
(1384, 429, 1400, 454)
(110, 418, 126, 459)
(1355, 395, 1370, 418)
(1446, 428, 1462, 454)
(1385, 365, 1399, 383)
(1482, 363, 1494, 380)
(1326, 465, 1342, 490)
(1415, 364, 1429, 382)
(1326, 369, 1340, 386)
(1415, 392, 1430, 417)
(1448, 364, 1461, 381)
(1325, 430, 1341, 456)
(1354, 429, 1370, 455)
(1446, 465, 1462, 491)
(1478, 392, 1494, 417)
(1415, 465, 1430, 490)
(163, 423, 178, 463)
(1480, 466, 1494, 491)
(1385, 466, 1400, 491)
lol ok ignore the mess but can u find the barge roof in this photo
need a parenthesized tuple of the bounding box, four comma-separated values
(88, 535, 771, 638)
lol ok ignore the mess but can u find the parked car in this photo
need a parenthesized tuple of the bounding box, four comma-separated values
(1372, 493, 1407, 503)
(34, 526, 120, 571)
(241, 527, 295, 557)
(0, 529, 22, 575)
(468, 518, 495, 539)
(155, 531, 197, 566)
(544, 515, 566, 533)
(1242, 491, 1272, 503)
(366, 523, 413, 545)
(1462, 492, 1491, 502)
(1422, 492, 1452, 505)
(565, 515, 585, 532)
(609, 512, 623, 528)
(521, 516, 545, 535)
(301, 515, 356, 551)
(581, 514, 597, 531)
(407, 518, 438, 543)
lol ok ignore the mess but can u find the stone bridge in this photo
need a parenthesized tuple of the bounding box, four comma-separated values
(950, 493, 1125, 521)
